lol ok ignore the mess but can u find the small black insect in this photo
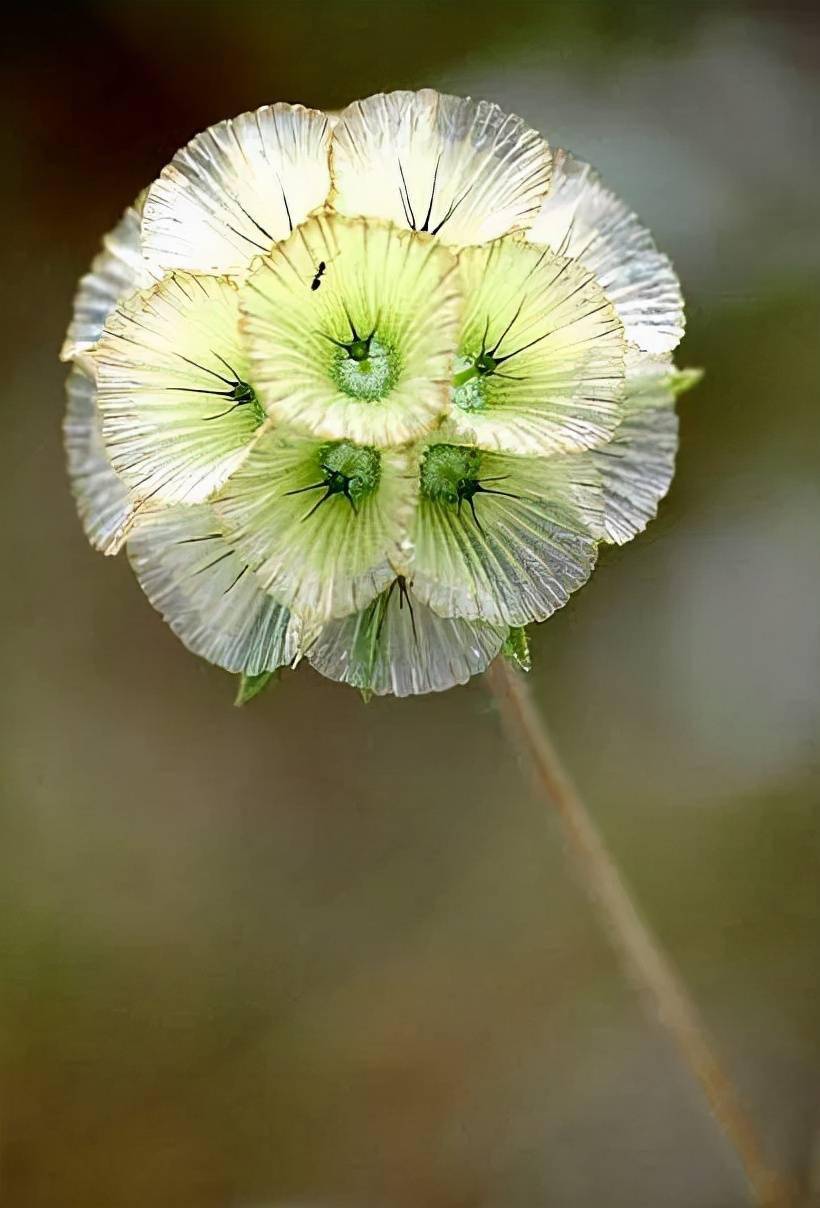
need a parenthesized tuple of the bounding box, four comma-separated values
(311, 261, 327, 291)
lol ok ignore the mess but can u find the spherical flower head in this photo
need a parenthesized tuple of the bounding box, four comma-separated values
(61, 89, 700, 699)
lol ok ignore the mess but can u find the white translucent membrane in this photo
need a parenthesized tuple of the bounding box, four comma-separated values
(331, 89, 552, 247)
(590, 352, 681, 544)
(64, 365, 137, 555)
(142, 104, 333, 275)
(308, 579, 506, 697)
(527, 150, 684, 355)
(128, 505, 301, 674)
(60, 198, 156, 362)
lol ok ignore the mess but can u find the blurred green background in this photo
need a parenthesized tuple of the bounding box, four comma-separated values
(1, 2, 819, 1205)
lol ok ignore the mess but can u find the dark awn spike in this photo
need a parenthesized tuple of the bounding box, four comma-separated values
(395, 575, 419, 643)
(382, 576, 418, 645)
(456, 475, 521, 534)
(284, 464, 360, 519)
(397, 154, 472, 237)
(318, 307, 379, 362)
(202, 379, 258, 421)
(167, 351, 259, 421)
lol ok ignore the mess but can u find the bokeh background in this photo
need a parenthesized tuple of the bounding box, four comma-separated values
(2, 2, 819, 1205)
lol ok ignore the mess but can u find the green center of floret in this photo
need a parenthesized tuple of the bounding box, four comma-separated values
(229, 379, 257, 405)
(451, 306, 532, 412)
(285, 440, 381, 517)
(450, 354, 491, 413)
(333, 334, 399, 401)
(420, 443, 520, 531)
(420, 443, 482, 503)
(202, 369, 266, 425)
(325, 311, 401, 402)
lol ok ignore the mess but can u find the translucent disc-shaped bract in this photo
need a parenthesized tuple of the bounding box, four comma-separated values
(241, 213, 461, 448)
(444, 238, 626, 456)
(308, 579, 506, 697)
(92, 273, 265, 507)
(64, 365, 137, 555)
(214, 429, 418, 622)
(128, 505, 301, 675)
(527, 150, 684, 355)
(331, 89, 551, 246)
(141, 104, 333, 275)
(60, 199, 156, 361)
(590, 352, 680, 544)
(413, 443, 600, 626)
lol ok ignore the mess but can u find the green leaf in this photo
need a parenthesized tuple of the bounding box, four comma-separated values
(234, 669, 280, 707)
(503, 626, 532, 672)
(668, 366, 704, 397)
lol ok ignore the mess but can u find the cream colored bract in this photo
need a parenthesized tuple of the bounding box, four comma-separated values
(62, 88, 698, 698)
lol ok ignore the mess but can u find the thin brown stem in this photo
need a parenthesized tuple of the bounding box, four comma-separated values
(486, 657, 796, 1208)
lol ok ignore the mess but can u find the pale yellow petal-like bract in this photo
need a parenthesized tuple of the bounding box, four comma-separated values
(412, 444, 601, 625)
(92, 273, 265, 507)
(214, 429, 418, 623)
(241, 212, 461, 448)
(444, 237, 626, 456)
